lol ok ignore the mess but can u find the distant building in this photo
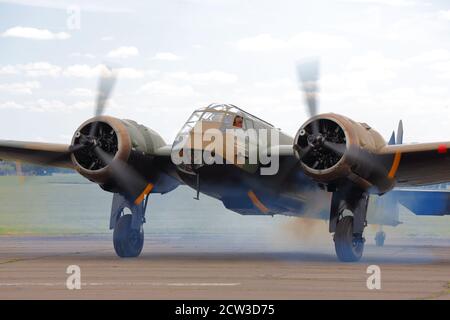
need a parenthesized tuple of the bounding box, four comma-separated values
(0, 160, 73, 176)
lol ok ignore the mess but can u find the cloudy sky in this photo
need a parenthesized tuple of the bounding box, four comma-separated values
(0, 0, 449, 145)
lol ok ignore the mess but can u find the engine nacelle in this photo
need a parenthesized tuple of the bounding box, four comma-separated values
(294, 113, 393, 193)
(70, 115, 166, 191)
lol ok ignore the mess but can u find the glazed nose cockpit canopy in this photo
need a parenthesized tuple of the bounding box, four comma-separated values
(172, 103, 275, 151)
(171, 103, 280, 174)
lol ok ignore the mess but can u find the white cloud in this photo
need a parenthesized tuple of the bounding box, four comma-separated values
(0, 81, 40, 94)
(138, 81, 198, 97)
(152, 52, 182, 61)
(235, 34, 287, 51)
(167, 71, 238, 85)
(314, 53, 409, 106)
(69, 52, 96, 59)
(69, 88, 95, 97)
(20, 62, 62, 77)
(430, 61, 450, 79)
(117, 67, 145, 79)
(418, 85, 448, 96)
(291, 32, 352, 50)
(407, 49, 450, 64)
(347, 52, 407, 73)
(0, 65, 19, 75)
(235, 32, 351, 52)
(0, 62, 146, 79)
(106, 46, 139, 59)
(34, 99, 91, 112)
(63, 64, 144, 79)
(405, 50, 450, 79)
(437, 10, 450, 20)
(340, 0, 418, 6)
(63, 64, 113, 78)
(101, 36, 114, 41)
(0, 62, 62, 77)
(1, 26, 70, 40)
(253, 78, 294, 89)
(0, 99, 92, 112)
(0, 1, 133, 13)
(0, 101, 26, 110)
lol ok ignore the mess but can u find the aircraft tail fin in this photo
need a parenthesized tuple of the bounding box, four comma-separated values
(396, 120, 403, 144)
(388, 131, 396, 145)
(387, 120, 403, 145)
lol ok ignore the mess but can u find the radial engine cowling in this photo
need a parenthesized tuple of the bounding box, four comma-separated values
(70, 115, 166, 191)
(294, 113, 393, 193)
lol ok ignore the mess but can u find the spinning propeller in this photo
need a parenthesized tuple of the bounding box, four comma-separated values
(296, 58, 401, 184)
(44, 66, 151, 204)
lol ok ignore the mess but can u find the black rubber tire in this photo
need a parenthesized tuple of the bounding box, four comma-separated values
(334, 216, 364, 262)
(113, 214, 144, 258)
(375, 231, 386, 247)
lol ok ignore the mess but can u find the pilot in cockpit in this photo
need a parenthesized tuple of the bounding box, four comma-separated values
(232, 115, 244, 128)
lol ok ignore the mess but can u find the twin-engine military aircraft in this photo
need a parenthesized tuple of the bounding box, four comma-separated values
(0, 61, 449, 262)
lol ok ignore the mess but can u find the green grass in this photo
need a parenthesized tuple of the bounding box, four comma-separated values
(0, 174, 449, 242)
(0, 174, 111, 235)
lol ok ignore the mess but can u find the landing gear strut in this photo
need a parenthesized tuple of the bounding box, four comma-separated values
(110, 193, 149, 258)
(329, 188, 369, 262)
(375, 228, 386, 247)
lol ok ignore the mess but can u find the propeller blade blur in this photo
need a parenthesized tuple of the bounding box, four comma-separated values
(89, 66, 117, 137)
(93, 146, 149, 203)
(95, 66, 117, 117)
(323, 141, 346, 156)
(297, 58, 320, 118)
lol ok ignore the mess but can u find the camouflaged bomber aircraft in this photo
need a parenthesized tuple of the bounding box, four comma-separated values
(1, 61, 449, 262)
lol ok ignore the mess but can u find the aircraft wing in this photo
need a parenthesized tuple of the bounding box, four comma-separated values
(0, 139, 175, 167)
(379, 142, 450, 186)
(0, 140, 74, 169)
(257, 142, 450, 188)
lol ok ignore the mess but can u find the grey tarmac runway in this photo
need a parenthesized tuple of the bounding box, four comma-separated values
(0, 235, 449, 299)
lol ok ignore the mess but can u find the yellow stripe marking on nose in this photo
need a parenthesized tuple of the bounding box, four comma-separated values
(134, 183, 154, 205)
(247, 190, 269, 214)
(388, 152, 402, 179)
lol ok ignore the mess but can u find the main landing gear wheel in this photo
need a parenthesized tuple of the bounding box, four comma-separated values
(113, 214, 144, 258)
(375, 231, 386, 247)
(334, 216, 365, 262)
